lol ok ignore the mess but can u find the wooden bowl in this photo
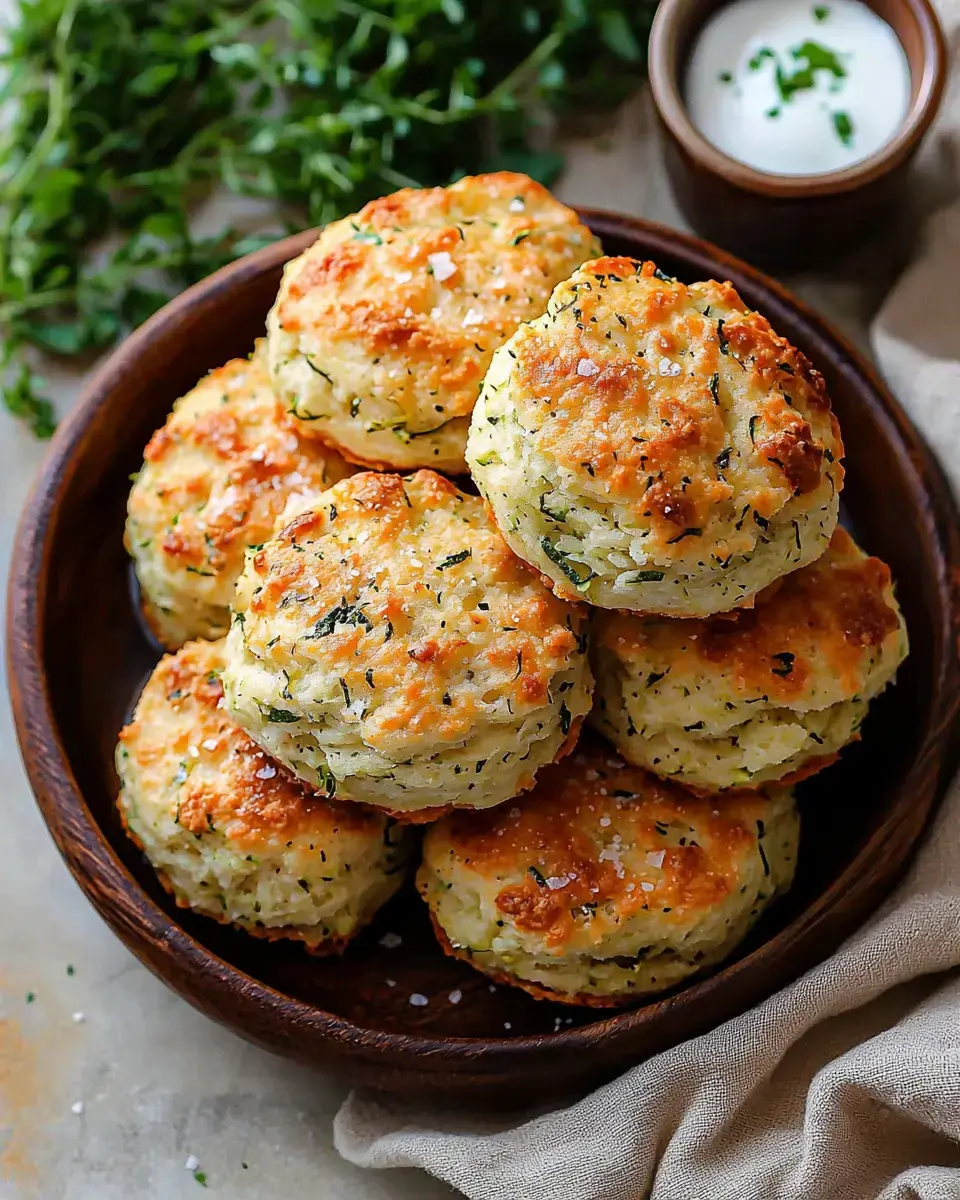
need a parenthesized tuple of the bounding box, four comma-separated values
(8, 213, 960, 1107)
(648, 0, 948, 271)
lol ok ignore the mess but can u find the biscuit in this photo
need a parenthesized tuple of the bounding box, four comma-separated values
(419, 737, 798, 1004)
(116, 639, 410, 950)
(591, 528, 908, 790)
(221, 470, 594, 817)
(126, 350, 353, 648)
(267, 172, 600, 472)
(467, 257, 844, 615)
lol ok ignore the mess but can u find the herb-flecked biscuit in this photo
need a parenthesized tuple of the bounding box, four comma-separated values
(591, 528, 908, 791)
(418, 737, 798, 1005)
(466, 256, 845, 616)
(266, 171, 600, 473)
(116, 638, 410, 951)
(221, 470, 594, 819)
(126, 349, 354, 649)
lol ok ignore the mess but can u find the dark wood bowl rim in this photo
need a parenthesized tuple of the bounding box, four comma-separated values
(8, 211, 960, 1069)
(649, 0, 948, 198)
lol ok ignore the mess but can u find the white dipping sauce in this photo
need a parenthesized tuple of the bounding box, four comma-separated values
(685, 0, 911, 176)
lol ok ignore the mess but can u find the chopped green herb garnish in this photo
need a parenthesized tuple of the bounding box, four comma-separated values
(652, 267, 676, 283)
(437, 549, 471, 570)
(708, 373, 720, 404)
(813, 5, 830, 20)
(719, 70, 734, 84)
(666, 528, 701, 544)
(559, 702, 572, 735)
(749, 46, 776, 72)
(193, 1171, 208, 1188)
(627, 569, 665, 583)
(0, 0, 661, 437)
(528, 866, 547, 887)
(310, 600, 372, 637)
(540, 536, 595, 588)
(266, 707, 299, 723)
(832, 111, 854, 147)
(749, 415, 760, 444)
(717, 319, 729, 354)
(26, 991, 35, 1004)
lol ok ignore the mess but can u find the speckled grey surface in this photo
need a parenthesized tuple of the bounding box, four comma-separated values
(0, 67, 904, 1200)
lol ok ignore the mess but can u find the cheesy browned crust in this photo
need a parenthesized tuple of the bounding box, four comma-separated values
(419, 735, 798, 1004)
(266, 172, 601, 471)
(591, 527, 909, 790)
(220, 470, 594, 816)
(116, 638, 410, 948)
(126, 349, 354, 649)
(467, 257, 845, 615)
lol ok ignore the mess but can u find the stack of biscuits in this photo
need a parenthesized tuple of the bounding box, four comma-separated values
(118, 172, 908, 1008)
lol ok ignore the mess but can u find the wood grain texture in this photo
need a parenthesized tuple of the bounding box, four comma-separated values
(7, 213, 960, 1106)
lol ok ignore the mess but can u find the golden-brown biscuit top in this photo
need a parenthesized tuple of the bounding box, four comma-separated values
(118, 639, 379, 851)
(425, 737, 782, 953)
(273, 172, 600, 429)
(129, 353, 352, 585)
(239, 470, 587, 762)
(504, 256, 843, 563)
(595, 526, 902, 703)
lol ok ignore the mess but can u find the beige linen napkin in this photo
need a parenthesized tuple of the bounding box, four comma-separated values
(335, 10, 960, 1198)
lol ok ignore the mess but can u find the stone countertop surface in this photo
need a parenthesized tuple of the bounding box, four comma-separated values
(0, 79, 903, 1200)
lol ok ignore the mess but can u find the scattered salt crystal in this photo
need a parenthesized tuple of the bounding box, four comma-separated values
(71, 1101, 84, 1115)
(599, 816, 611, 828)
(202, 739, 218, 752)
(184, 1156, 200, 1172)
(427, 251, 457, 281)
(625, 883, 635, 893)
(409, 993, 429, 1007)
(545, 876, 568, 890)
(509, 197, 525, 212)
(255, 764, 277, 780)
(645, 850, 666, 868)
(503, 1022, 512, 1030)
(187, 745, 199, 759)
(448, 989, 463, 1005)
(385, 978, 396, 987)
(488, 984, 497, 993)
(379, 932, 402, 949)
(640, 881, 655, 892)
(394, 270, 413, 284)
(72, 1012, 85, 1024)
(658, 357, 681, 377)
(462, 308, 483, 327)
(577, 357, 600, 378)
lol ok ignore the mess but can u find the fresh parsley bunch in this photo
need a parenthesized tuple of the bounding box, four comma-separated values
(0, 0, 657, 436)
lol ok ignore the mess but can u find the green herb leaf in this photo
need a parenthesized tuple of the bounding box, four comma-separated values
(0, 0, 660, 435)
(627, 569, 666, 583)
(832, 111, 855, 147)
(436, 549, 472, 570)
(540, 536, 595, 588)
(266, 707, 299, 723)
